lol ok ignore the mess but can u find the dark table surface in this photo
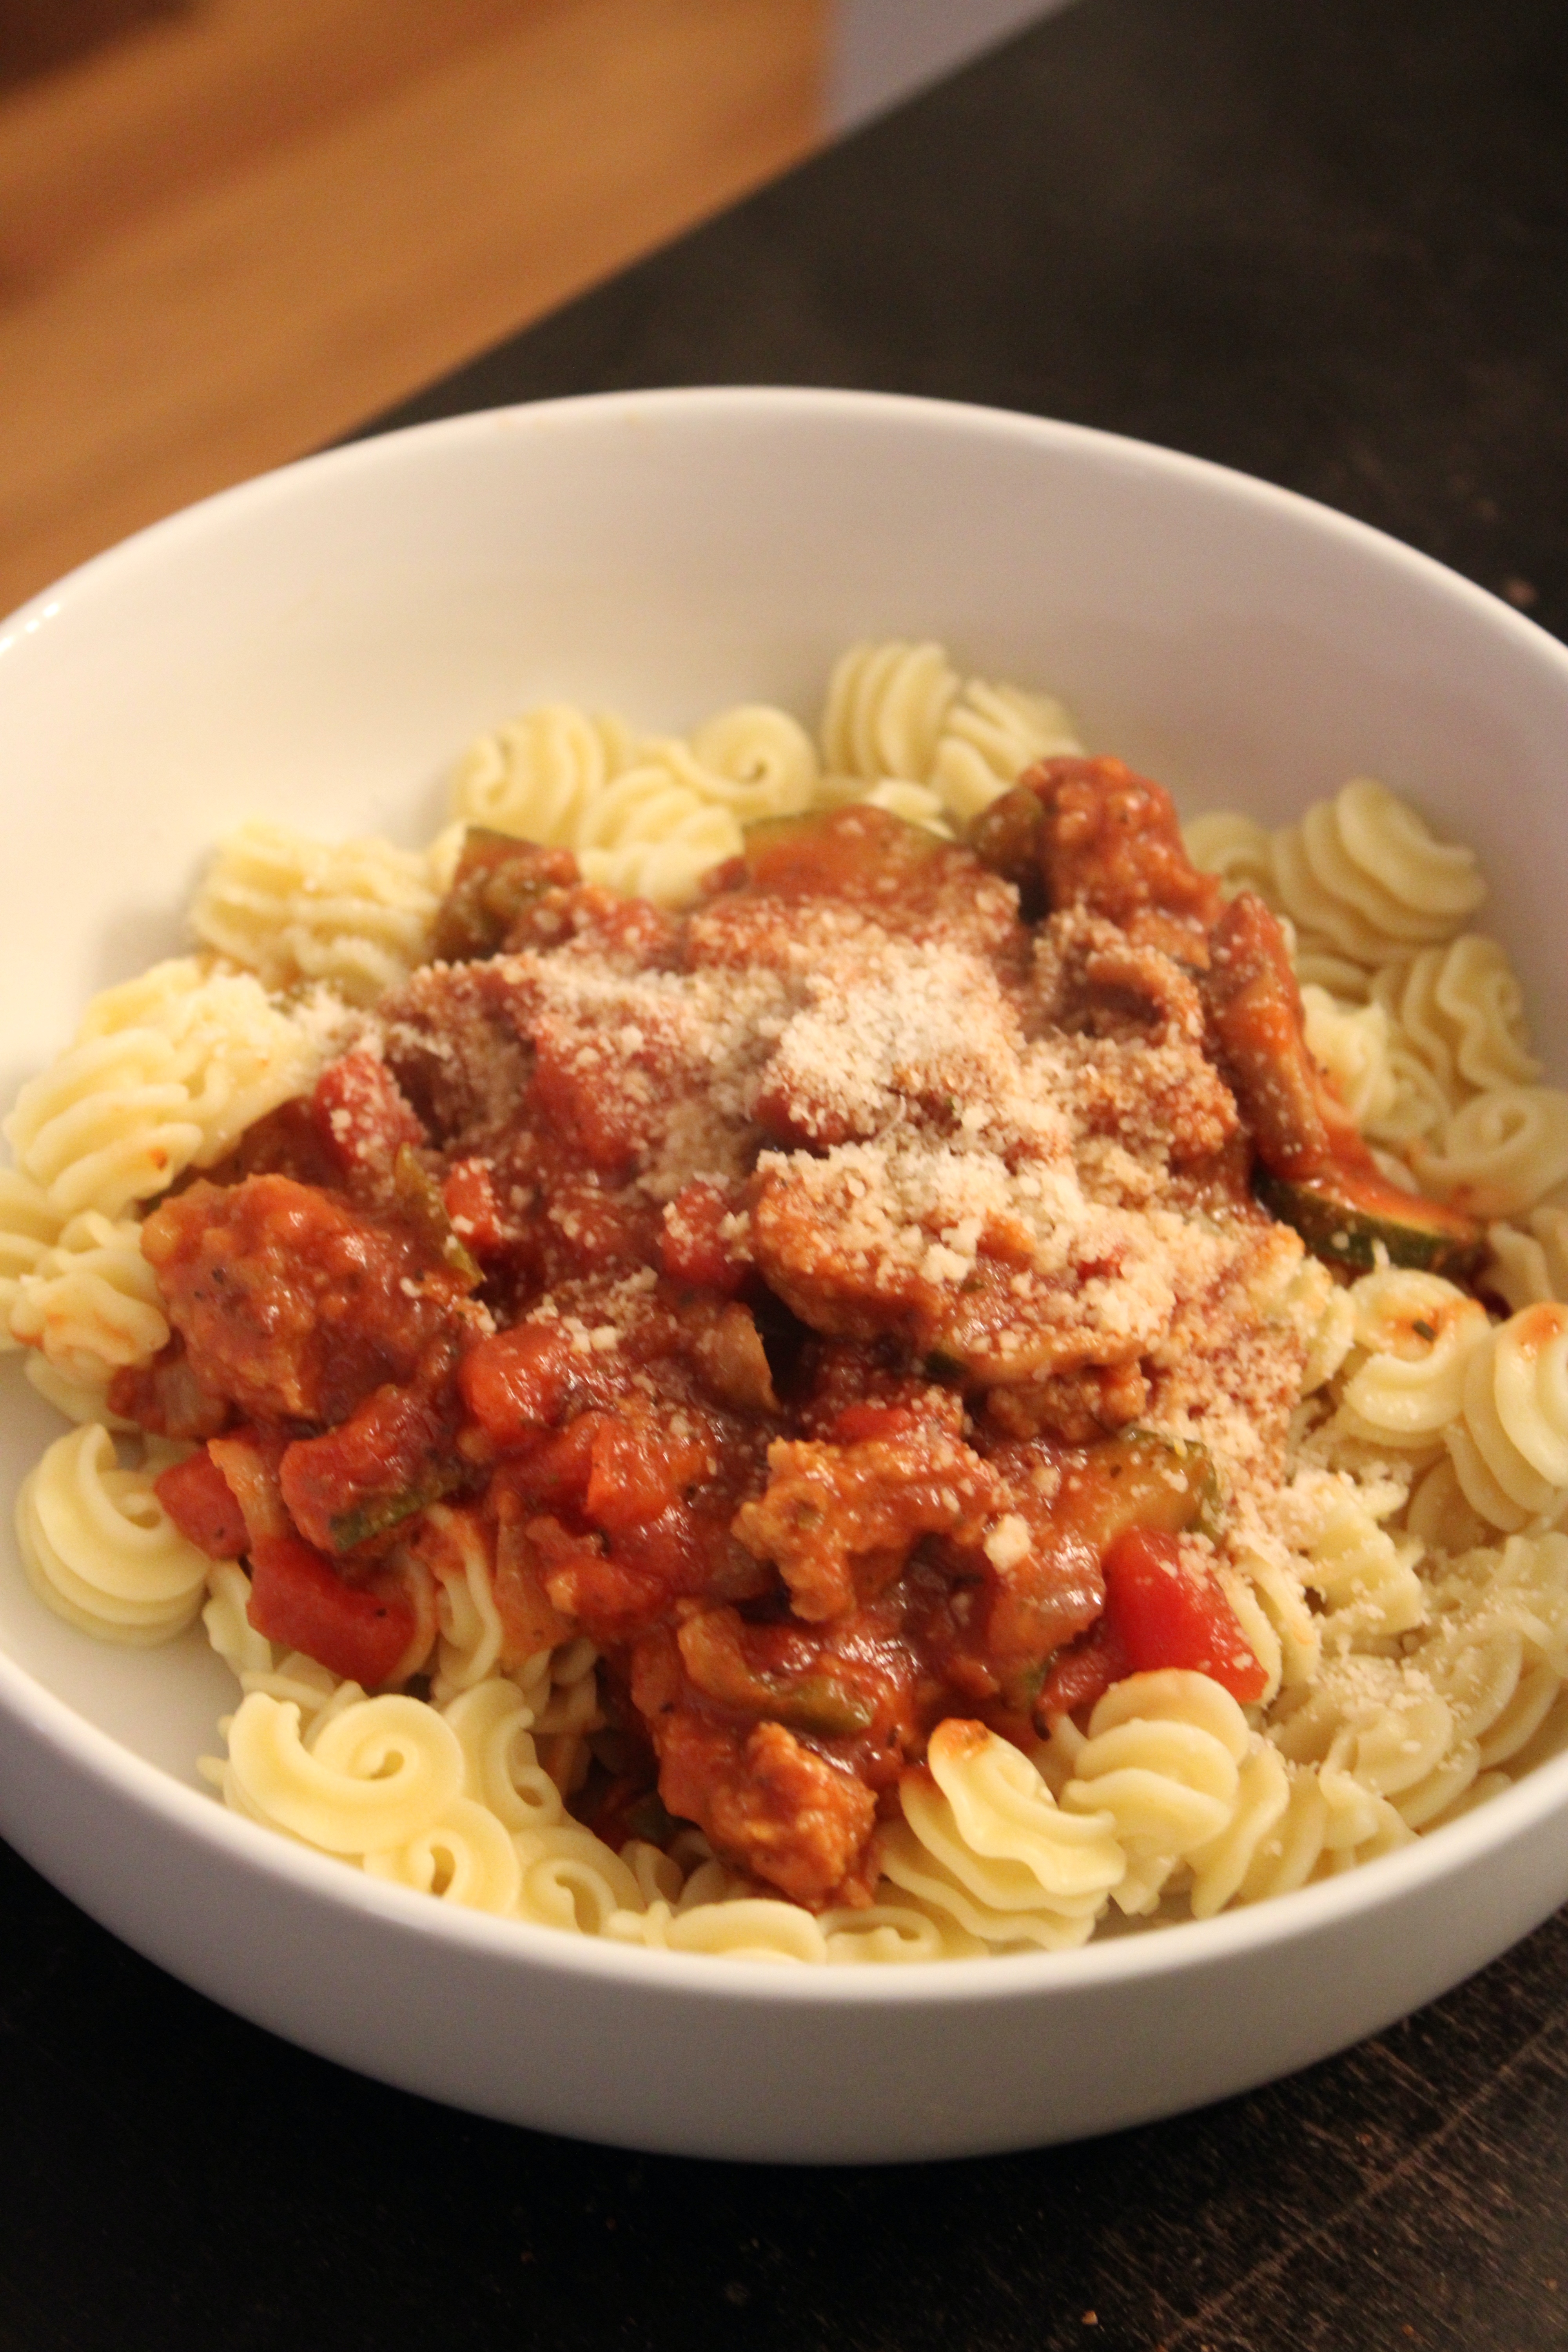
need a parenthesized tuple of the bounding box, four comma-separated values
(7, 3, 1568, 2347)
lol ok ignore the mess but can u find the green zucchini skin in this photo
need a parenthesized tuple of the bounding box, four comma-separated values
(1255, 1166, 1483, 1279)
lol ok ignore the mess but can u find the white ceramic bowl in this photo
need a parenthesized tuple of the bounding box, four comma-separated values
(2, 387, 1567, 2165)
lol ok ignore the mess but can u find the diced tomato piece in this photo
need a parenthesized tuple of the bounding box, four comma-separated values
(154, 1447, 249, 1559)
(313, 1047, 425, 1188)
(584, 1416, 712, 1533)
(279, 1366, 461, 1553)
(441, 1158, 507, 1256)
(207, 1426, 292, 1546)
(246, 1534, 416, 1688)
(1100, 1527, 1268, 1703)
(827, 1402, 922, 1447)
(1039, 1613, 1131, 1721)
(459, 1323, 578, 1447)
(661, 1181, 747, 1293)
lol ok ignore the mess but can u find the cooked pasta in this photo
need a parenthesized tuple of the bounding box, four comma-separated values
(1485, 1205, 1568, 1313)
(1331, 1265, 1489, 1449)
(10, 638, 1568, 1969)
(223, 1690, 466, 1853)
(1271, 777, 1488, 965)
(820, 639, 960, 784)
(1372, 935, 1540, 1096)
(4, 958, 329, 1217)
(1300, 985, 1455, 1149)
(16, 1423, 209, 1645)
(0, 1170, 65, 1343)
(1445, 1303, 1568, 1530)
(9, 1211, 169, 1387)
(1182, 811, 1274, 899)
(927, 677, 1084, 823)
(191, 820, 444, 1003)
(1410, 1084, 1568, 1217)
(879, 1719, 1125, 1949)
(1055, 1670, 1252, 1915)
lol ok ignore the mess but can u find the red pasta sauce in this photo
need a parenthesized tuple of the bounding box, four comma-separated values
(120, 761, 1472, 1909)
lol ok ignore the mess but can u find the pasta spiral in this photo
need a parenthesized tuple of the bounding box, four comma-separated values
(1410, 1085, 1568, 1218)
(450, 699, 824, 906)
(820, 640, 959, 784)
(1231, 1760, 1416, 1902)
(1300, 985, 1454, 1149)
(0, 1169, 65, 1343)
(224, 1690, 465, 1853)
(1331, 1266, 1489, 1449)
(16, 1423, 209, 1645)
(1371, 935, 1540, 1095)
(879, 1718, 1125, 1949)
(1183, 811, 1274, 899)
(9, 1210, 168, 1386)
(1293, 1475, 1426, 1639)
(451, 703, 635, 839)
(927, 677, 1084, 823)
(191, 821, 443, 1003)
(1270, 779, 1487, 965)
(1445, 1303, 1568, 1529)
(1057, 1670, 1252, 1915)
(4, 958, 325, 1217)
(1485, 1205, 1568, 1315)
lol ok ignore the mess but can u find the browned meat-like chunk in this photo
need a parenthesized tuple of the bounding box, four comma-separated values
(1030, 756, 1223, 958)
(647, 1704, 878, 1907)
(728, 806, 1024, 960)
(733, 1430, 1002, 1621)
(1201, 891, 1360, 1178)
(140, 1174, 469, 1426)
(429, 833, 580, 964)
(377, 963, 531, 1150)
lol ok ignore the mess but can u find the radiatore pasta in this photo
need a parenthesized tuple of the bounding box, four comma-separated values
(9, 637, 1568, 1967)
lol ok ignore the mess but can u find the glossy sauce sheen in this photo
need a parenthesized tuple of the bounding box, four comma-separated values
(125, 763, 1390, 1908)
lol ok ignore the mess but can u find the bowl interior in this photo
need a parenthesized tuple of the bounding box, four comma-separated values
(2, 385, 1565, 1805)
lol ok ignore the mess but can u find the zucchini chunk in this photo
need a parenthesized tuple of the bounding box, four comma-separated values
(1256, 1163, 1482, 1278)
(1054, 1427, 1223, 1553)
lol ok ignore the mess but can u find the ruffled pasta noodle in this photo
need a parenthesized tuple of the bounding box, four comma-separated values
(0, 1169, 65, 1343)
(423, 1505, 506, 1703)
(1228, 1547, 1321, 1695)
(1182, 811, 1274, 899)
(1372, 935, 1540, 1096)
(820, 639, 960, 784)
(1231, 1760, 1416, 1902)
(1410, 1084, 1568, 1218)
(16, 1423, 209, 1645)
(224, 1690, 466, 1853)
(1054, 1670, 1252, 1915)
(1445, 1302, 1568, 1529)
(22, 1348, 132, 1428)
(1291, 1473, 1426, 1640)
(4, 958, 328, 1218)
(1330, 1266, 1489, 1450)
(880, 1718, 1125, 1949)
(9, 1211, 169, 1387)
(450, 700, 823, 907)
(819, 638, 1083, 828)
(927, 677, 1084, 823)
(191, 822, 443, 1003)
(1270, 778, 1488, 965)
(684, 706, 820, 818)
(1486, 1205, 1568, 1314)
(1300, 985, 1454, 1149)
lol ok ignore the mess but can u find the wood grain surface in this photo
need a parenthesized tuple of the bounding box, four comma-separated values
(0, 0, 826, 614)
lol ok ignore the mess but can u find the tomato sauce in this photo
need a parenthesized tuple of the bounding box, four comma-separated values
(129, 766, 1298, 1909)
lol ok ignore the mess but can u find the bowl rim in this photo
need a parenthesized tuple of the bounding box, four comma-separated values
(5, 379, 1568, 2007)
